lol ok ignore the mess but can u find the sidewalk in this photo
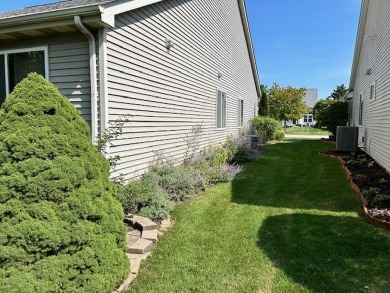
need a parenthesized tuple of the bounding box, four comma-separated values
(285, 134, 329, 140)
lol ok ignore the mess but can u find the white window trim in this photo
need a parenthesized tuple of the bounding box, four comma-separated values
(216, 89, 227, 130)
(369, 81, 376, 101)
(0, 46, 49, 96)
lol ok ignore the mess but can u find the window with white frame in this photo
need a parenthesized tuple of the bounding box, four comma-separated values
(0, 47, 48, 106)
(369, 81, 376, 100)
(217, 90, 227, 128)
(238, 99, 244, 127)
(359, 93, 363, 125)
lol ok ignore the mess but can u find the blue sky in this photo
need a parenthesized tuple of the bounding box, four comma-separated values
(0, 0, 361, 98)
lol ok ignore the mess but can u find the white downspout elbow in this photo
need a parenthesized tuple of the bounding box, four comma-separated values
(74, 15, 98, 143)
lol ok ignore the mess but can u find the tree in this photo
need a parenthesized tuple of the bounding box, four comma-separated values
(258, 84, 268, 116)
(268, 83, 308, 122)
(313, 99, 349, 138)
(0, 73, 129, 292)
(330, 84, 348, 100)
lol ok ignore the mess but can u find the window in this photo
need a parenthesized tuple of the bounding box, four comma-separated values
(369, 81, 376, 100)
(308, 114, 313, 123)
(217, 90, 227, 128)
(304, 114, 308, 123)
(0, 47, 48, 107)
(359, 93, 363, 125)
(238, 99, 244, 127)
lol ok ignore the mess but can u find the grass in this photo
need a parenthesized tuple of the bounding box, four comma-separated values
(127, 140, 390, 293)
(285, 127, 330, 135)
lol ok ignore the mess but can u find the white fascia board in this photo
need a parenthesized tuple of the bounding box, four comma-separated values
(237, 0, 262, 99)
(100, 0, 164, 27)
(349, 0, 369, 91)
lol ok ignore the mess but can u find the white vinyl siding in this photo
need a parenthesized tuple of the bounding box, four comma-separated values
(217, 90, 227, 128)
(106, 0, 258, 179)
(350, 0, 390, 172)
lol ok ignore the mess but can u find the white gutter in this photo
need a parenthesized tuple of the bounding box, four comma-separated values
(74, 15, 98, 143)
(98, 27, 109, 157)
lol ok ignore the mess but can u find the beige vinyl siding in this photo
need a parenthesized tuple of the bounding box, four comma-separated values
(0, 34, 92, 126)
(106, 0, 258, 179)
(351, 0, 390, 172)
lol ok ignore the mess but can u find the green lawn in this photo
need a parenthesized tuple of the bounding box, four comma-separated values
(127, 140, 390, 293)
(285, 127, 330, 135)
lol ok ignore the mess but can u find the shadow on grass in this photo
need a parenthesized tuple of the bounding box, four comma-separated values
(231, 140, 359, 213)
(258, 213, 390, 293)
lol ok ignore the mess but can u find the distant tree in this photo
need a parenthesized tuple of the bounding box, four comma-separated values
(330, 84, 348, 100)
(313, 99, 349, 138)
(268, 83, 308, 123)
(258, 84, 268, 116)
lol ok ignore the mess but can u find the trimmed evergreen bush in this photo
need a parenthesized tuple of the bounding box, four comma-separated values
(0, 74, 129, 293)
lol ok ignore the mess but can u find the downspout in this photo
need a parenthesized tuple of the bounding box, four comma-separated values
(74, 15, 98, 143)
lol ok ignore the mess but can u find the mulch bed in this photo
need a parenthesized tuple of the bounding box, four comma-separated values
(321, 150, 390, 229)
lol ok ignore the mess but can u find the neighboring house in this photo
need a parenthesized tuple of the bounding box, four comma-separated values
(283, 88, 318, 127)
(348, 0, 390, 172)
(0, 0, 261, 180)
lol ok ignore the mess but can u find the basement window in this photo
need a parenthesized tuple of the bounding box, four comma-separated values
(0, 46, 49, 107)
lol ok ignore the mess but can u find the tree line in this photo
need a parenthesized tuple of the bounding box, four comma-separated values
(258, 83, 349, 137)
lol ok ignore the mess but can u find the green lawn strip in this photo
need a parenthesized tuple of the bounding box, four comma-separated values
(127, 140, 390, 293)
(285, 127, 330, 135)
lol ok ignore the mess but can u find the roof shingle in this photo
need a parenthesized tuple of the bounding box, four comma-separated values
(0, 0, 116, 20)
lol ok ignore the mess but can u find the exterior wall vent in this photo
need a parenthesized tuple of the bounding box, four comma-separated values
(336, 126, 359, 152)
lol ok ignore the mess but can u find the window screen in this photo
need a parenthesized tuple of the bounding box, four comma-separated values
(8, 50, 45, 93)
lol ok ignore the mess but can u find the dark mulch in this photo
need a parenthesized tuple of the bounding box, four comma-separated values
(322, 150, 390, 222)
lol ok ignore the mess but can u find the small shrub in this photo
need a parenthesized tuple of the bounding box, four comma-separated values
(142, 164, 203, 202)
(362, 187, 381, 201)
(353, 174, 369, 186)
(138, 194, 174, 221)
(205, 164, 243, 183)
(372, 194, 390, 206)
(223, 135, 239, 162)
(250, 116, 283, 142)
(274, 130, 285, 141)
(202, 145, 228, 167)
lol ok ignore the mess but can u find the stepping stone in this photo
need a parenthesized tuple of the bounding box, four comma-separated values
(132, 215, 158, 231)
(128, 238, 154, 254)
(127, 252, 152, 260)
(142, 229, 158, 244)
(127, 231, 141, 246)
(130, 258, 142, 274)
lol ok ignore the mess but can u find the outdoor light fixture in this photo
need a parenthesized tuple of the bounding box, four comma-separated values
(217, 71, 223, 79)
(165, 38, 174, 50)
(365, 68, 372, 75)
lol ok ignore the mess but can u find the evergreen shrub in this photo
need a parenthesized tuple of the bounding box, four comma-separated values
(0, 74, 129, 293)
